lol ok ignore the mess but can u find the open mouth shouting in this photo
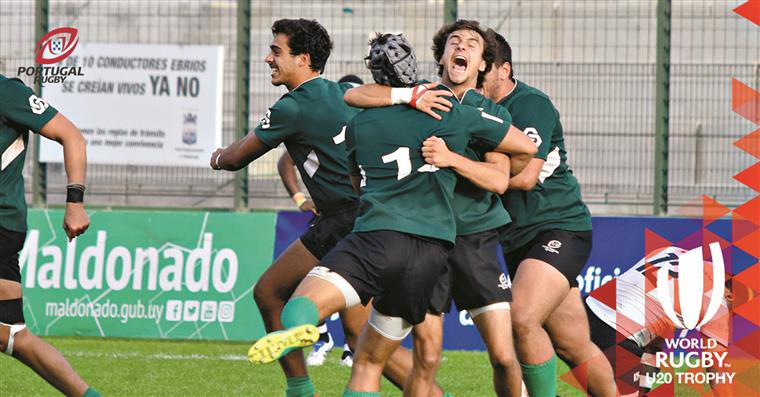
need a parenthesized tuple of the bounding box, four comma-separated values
(450, 54, 469, 79)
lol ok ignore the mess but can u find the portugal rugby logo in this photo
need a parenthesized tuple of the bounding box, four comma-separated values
(655, 242, 725, 330)
(34, 27, 79, 64)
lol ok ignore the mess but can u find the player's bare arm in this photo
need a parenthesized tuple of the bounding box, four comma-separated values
(210, 132, 270, 171)
(344, 83, 453, 120)
(277, 151, 300, 196)
(278, 151, 317, 213)
(421, 136, 510, 194)
(509, 157, 546, 190)
(492, 124, 537, 175)
(343, 83, 393, 107)
(39, 113, 89, 241)
(483, 150, 511, 179)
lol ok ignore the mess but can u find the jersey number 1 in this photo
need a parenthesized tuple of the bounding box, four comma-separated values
(381, 146, 439, 181)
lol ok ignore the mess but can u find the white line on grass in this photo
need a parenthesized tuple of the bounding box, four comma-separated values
(65, 350, 248, 362)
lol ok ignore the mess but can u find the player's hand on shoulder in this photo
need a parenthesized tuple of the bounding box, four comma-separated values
(422, 136, 455, 167)
(410, 84, 452, 121)
(63, 203, 89, 241)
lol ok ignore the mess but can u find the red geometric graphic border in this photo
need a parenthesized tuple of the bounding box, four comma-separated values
(558, 3, 760, 395)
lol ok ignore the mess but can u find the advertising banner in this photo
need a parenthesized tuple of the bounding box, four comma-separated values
(273, 210, 758, 394)
(39, 43, 223, 167)
(272, 213, 752, 351)
(21, 209, 275, 341)
(20, 209, 759, 394)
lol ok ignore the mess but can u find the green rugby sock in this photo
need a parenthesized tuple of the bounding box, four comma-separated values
(82, 387, 101, 397)
(521, 355, 557, 397)
(285, 376, 315, 397)
(281, 296, 319, 329)
(342, 388, 380, 397)
(443, 392, 455, 397)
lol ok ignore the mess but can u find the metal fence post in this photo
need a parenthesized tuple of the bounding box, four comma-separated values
(444, 0, 457, 24)
(653, 0, 671, 215)
(32, 0, 48, 208)
(235, 0, 251, 211)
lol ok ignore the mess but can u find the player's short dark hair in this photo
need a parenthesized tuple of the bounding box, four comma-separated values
(490, 30, 515, 81)
(432, 19, 496, 88)
(338, 74, 363, 85)
(271, 18, 333, 73)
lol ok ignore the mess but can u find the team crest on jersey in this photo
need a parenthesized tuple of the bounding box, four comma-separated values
(542, 239, 562, 254)
(523, 127, 542, 147)
(497, 273, 510, 290)
(28, 95, 50, 115)
(260, 110, 271, 129)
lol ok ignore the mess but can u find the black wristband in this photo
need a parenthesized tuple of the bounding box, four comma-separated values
(66, 184, 85, 203)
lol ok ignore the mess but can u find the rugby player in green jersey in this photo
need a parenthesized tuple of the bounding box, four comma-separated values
(209, 19, 368, 397)
(275, 73, 365, 369)
(248, 32, 534, 397)
(0, 75, 100, 397)
(344, 21, 534, 397)
(482, 31, 617, 397)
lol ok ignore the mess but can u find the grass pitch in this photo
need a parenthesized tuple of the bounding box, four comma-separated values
(1, 336, 589, 396)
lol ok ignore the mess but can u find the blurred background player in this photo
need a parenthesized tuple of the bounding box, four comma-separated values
(344, 20, 535, 397)
(276, 72, 364, 368)
(210, 19, 367, 397)
(481, 31, 617, 397)
(585, 245, 731, 396)
(0, 74, 100, 397)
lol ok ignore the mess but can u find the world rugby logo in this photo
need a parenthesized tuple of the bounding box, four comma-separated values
(655, 242, 725, 330)
(35, 27, 79, 64)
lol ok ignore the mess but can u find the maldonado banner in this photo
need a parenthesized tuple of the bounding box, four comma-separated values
(20, 209, 274, 341)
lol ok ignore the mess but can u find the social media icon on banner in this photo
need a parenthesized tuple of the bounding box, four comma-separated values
(183, 300, 200, 322)
(166, 300, 183, 322)
(218, 301, 235, 323)
(201, 301, 217, 322)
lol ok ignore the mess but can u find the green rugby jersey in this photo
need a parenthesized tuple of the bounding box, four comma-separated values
(0, 75, 58, 232)
(497, 80, 591, 252)
(346, 91, 509, 244)
(255, 77, 360, 210)
(456, 88, 512, 235)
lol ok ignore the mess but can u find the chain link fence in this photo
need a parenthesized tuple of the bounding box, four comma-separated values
(1, 0, 757, 214)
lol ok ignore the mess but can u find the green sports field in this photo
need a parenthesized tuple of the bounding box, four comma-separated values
(2, 336, 589, 396)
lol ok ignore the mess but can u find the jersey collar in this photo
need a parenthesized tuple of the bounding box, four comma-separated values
(290, 75, 321, 92)
(437, 82, 479, 103)
(496, 79, 519, 103)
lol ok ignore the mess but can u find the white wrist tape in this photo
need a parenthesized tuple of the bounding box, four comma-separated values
(292, 192, 307, 208)
(390, 87, 413, 105)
